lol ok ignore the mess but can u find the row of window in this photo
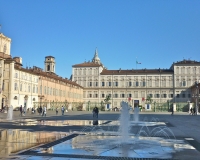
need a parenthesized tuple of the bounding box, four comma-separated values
(86, 81, 174, 87)
(83, 80, 195, 87)
(176, 67, 200, 74)
(74, 68, 99, 75)
(15, 73, 38, 82)
(40, 86, 81, 99)
(85, 93, 191, 98)
(14, 83, 38, 93)
(14, 83, 82, 99)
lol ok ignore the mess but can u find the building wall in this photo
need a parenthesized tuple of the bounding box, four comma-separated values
(12, 69, 39, 109)
(0, 33, 83, 110)
(73, 59, 200, 109)
(38, 76, 83, 104)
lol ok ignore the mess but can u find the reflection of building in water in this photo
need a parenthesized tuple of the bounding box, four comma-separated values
(0, 129, 62, 156)
(41, 120, 105, 126)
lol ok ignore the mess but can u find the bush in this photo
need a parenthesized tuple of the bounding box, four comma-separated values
(76, 105, 83, 111)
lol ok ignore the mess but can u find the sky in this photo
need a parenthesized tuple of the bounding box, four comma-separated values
(0, 0, 200, 78)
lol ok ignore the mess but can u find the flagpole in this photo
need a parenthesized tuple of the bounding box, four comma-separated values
(136, 57, 138, 69)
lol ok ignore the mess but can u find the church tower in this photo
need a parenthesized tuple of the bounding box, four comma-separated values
(0, 33, 11, 56)
(44, 56, 56, 73)
(92, 48, 101, 64)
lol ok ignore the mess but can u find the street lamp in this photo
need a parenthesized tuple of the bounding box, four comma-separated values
(187, 100, 190, 113)
(154, 101, 156, 112)
(192, 81, 199, 115)
(40, 97, 42, 107)
(88, 101, 90, 111)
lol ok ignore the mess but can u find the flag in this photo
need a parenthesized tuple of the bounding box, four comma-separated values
(136, 61, 141, 64)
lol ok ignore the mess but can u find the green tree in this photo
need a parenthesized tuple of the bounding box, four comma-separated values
(104, 95, 111, 103)
(146, 95, 153, 104)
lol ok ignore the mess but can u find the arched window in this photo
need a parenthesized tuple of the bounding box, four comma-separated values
(47, 64, 50, 71)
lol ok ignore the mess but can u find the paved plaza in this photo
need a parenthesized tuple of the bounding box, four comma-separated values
(0, 110, 200, 159)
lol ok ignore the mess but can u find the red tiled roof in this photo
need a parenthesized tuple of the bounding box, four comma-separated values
(100, 69, 174, 75)
(72, 62, 102, 67)
(14, 65, 83, 88)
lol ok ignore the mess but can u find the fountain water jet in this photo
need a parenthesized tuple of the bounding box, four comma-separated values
(118, 101, 131, 143)
(133, 106, 140, 122)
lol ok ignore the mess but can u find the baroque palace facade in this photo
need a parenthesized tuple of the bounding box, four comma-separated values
(0, 33, 83, 110)
(72, 50, 200, 109)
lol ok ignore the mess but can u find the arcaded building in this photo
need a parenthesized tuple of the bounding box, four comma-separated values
(0, 33, 83, 110)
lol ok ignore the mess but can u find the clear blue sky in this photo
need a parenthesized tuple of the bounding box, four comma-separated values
(0, 0, 200, 78)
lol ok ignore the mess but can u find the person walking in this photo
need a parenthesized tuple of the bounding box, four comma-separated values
(43, 106, 47, 117)
(171, 106, 174, 115)
(23, 106, 26, 116)
(56, 108, 58, 115)
(61, 106, 65, 115)
(93, 106, 99, 118)
(190, 107, 193, 115)
(193, 107, 196, 115)
(19, 105, 23, 116)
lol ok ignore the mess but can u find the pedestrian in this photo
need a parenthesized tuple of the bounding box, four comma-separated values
(93, 106, 99, 118)
(190, 107, 193, 115)
(39, 106, 42, 115)
(43, 106, 47, 117)
(193, 107, 196, 115)
(61, 106, 65, 115)
(56, 108, 58, 115)
(31, 108, 35, 114)
(171, 106, 174, 115)
(23, 106, 26, 116)
(19, 105, 23, 116)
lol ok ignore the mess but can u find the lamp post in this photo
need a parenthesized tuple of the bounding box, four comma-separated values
(40, 97, 42, 107)
(187, 100, 190, 113)
(154, 101, 156, 112)
(88, 101, 90, 111)
(192, 81, 199, 115)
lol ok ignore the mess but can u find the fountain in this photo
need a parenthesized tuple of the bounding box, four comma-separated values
(7, 105, 13, 121)
(19, 101, 199, 159)
(118, 101, 131, 143)
(133, 106, 140, 123)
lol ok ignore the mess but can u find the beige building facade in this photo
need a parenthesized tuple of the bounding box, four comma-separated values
(0, 33, 83, 110)
(72, 50, 200, 109)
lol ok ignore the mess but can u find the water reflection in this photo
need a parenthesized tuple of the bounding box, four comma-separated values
(15, 120, 109, 126)
(0, 129, 66, 157)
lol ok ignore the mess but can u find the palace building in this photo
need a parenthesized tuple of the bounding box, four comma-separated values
(0, 33, 83, 110)
(72, 49, 200, 110)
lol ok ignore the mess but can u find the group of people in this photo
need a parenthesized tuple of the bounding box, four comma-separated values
(56, 106, 68, 115)
(19, 105, 69, 117)
(190, 107, 197, 115)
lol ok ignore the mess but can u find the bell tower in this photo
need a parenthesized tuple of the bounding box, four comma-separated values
(44, 56, 55, 73)
(0, 33, 11, 56)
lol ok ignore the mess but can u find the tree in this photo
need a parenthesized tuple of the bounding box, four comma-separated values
(104, 95, 111, 103)
(146, 95, 153, 104)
